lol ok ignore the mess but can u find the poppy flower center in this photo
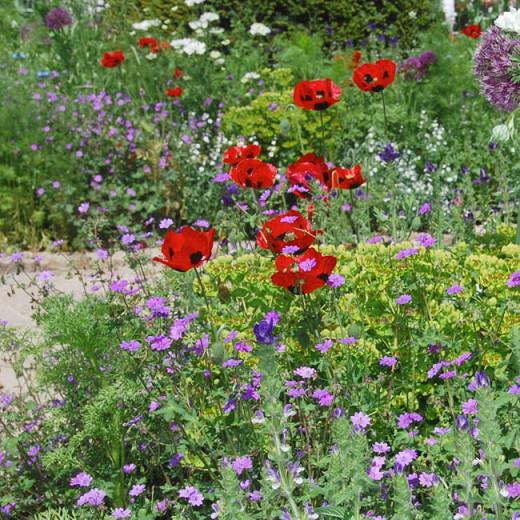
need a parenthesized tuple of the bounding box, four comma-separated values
(190, 251, 203, 264)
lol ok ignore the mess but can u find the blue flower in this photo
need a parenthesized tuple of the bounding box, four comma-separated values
(253, 319, 276, 345)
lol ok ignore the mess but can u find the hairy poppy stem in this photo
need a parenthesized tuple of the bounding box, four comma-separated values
(194, 268, 212, 317)
(319, 111, 325, 158)
(381, 91, 388, 136)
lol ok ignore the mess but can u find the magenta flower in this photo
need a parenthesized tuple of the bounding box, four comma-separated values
(447, 284, 464, 295)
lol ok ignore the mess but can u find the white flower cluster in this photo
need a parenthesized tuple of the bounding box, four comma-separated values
(132, 19, 161, 31)
(249, 22, 271, 36)
(442, 0, 456, 31)
(241, 72, 261, 83)
(185, 0, 205, 6)
(495, 7, 520, 34)
(188, 11, 219, 30)
(170, 38, 207, 55)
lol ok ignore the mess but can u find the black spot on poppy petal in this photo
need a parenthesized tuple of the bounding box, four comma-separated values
(246, 168, 254, 175)
(245, 179, 252, 187)
(382, 71, 389, 78)
(168, 247, 175, 259)
(364, 74, 374, 83)
(371, 85, 384, 93)
(304, 95, 313, 101)
(318, 274, 329, 281)
(190, 251, 203, 265)
(314, 102, 330, 111)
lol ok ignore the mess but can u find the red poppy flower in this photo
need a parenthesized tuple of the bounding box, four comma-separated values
(100, 50, 125, 68)
(257, 210, 318, 254)
(138, 37, 160, 53)
(174, 67, 183, 78)
(460, 24, 481, 39)
(230, 158, 276, 189)
(293, 79, 342, 111)
(153, 226, 214, 272)
(327, 165, 365, 190)
(271, 248, 337, 295)
(223, 144, 262, 166)
(352, 59, 396, 92)
(166, 87, 183, 97)
(286, 153, 328, 195)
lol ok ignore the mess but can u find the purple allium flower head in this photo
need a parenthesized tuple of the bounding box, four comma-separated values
(77, 488, 106, 507)
(70, 472, 93, 487)
(474, 26, 520, 112)
(45, 7, 73, 30)
(178, 486, 204, 507)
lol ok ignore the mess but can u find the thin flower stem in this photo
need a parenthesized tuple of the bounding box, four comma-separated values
(319, 110, 325, 158)
(381, 91, 388, 136)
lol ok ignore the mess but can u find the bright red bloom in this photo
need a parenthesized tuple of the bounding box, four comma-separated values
(138, 36, 160, 53)
(286, 153, 328, 195)
(100, 50, 125, 68)
(327, 165, 365, 190)
(257, 210, 317, 254)
(271, 248, 337, 295)
(223, 144, 262, 166)
(293, 79, 342, 111)
(460, 24, 481, 39)
(166, 87, 183, 97)
(230, 159, 276, 189)
(352, 59, 396, 92)
(174, 67, 183, 78)
(153, 226, 214, 272)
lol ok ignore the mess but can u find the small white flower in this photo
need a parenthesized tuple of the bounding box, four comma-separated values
(409, 10, 417, 19)
(145, 52, 157, 60)
(132, 19, 161, 31)
(170, 38, 206, 55)
(210, 27, 224, 34)
(495, 7, 520, 34)
(185, 0, 205, 5)
(249, 22, 271, 36)
(241, 72, 261, 83)
(221, 39, 231, 46)
(209, 50, 221, 59)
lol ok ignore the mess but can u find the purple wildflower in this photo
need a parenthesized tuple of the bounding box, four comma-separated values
(129, 484, 145, 497)
(379, 356, 398, 368)
(474, 26, 520, 112)
(178, 486, 204, 507)
(45, 7, 73, 30)
(507, 270, 520, 288)
(232, 456, 253, 476)
(112, 508, 131, 518)
(70, 472, 93, 487)
(396, 294, 412, 305)
(77, 488, 106, 507)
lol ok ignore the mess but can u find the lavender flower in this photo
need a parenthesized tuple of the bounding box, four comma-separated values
(178, 486, 204, 506)
(69, 472, 93, 487)
(77, 488, 106, 507)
